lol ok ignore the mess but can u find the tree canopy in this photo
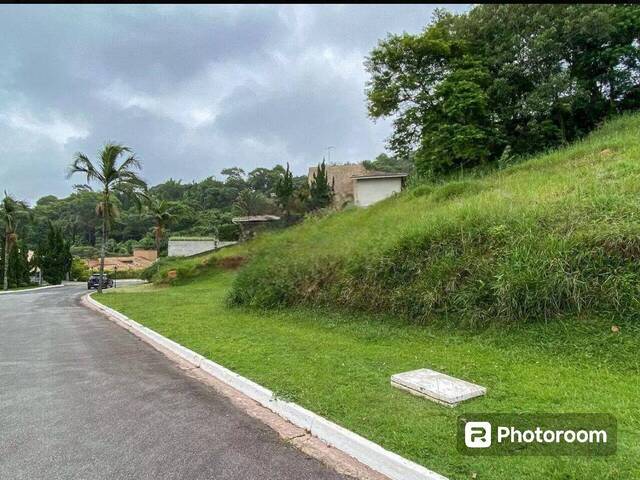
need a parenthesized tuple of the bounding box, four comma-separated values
(1, 192, 30, 290)
(366, 4, 640, 176)
(33, 222, 72, 285)
(16, 163, 315, 257)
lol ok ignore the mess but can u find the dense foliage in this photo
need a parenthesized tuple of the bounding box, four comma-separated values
(0, 239, 31, 288)
(10, 154, 394, 267)
(308, 160, 335, 210)
(14, 154, 405, 261)
(366, 4, 640, 176)
(275, 163, 295, 219)
(362, 153, 415, 174)
(1, 193, 31, 289)
(70, 257, 91, 282)
(13, 165, 305, 257)
(33, 222, 72, 285)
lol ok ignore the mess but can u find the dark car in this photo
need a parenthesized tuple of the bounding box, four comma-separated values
(87, 273, 114, 290)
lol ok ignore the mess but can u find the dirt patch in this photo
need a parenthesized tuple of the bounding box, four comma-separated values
(600, 148, 614, 157)
(216, 256, 246, 270)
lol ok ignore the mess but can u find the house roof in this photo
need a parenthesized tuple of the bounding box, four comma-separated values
(351, 171, 409, 180)
(84, 250, 157, 270)
(232, 215, 281, 224)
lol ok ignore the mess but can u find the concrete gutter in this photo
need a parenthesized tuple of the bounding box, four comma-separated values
(0, 284, 65, 295)
(84, 293, 448, 480)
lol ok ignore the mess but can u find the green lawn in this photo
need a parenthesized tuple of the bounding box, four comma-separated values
(97, 270, 640, 480)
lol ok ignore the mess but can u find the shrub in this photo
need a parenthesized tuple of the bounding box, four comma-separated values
(70, 257, 91, 281)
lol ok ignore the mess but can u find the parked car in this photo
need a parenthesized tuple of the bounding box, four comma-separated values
(87, 273, 114, 290)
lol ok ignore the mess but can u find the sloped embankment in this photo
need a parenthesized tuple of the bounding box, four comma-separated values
(229, 114, 640, 326)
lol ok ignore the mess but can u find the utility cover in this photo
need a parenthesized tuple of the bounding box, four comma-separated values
(391, 368, 486, 407)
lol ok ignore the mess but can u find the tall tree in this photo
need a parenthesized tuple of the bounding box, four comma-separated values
(221, 167, 247, 189)
(366, 4, 640, 176)
(1, 239, 30, 289)
(34, 221, 72, 285)
(67, 143, 147, 293)
(362, 153, 414, 174)
(149, 178, 187, 201)
(308, 159, 334, 210)
(145, 196, 175, 256)
(232, 190, 274, 216)
(275, 163, 294, 219)
(0, 192, 29, 290)
(248, 166, 286, 195)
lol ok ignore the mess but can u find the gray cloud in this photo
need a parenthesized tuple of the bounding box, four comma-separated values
(0, 4, 468, 202)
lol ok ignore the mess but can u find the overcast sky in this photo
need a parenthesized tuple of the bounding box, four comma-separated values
(0, 4, 468, 203)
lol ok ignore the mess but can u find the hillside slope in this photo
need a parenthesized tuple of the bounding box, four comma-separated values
(230, 114, 640, 326)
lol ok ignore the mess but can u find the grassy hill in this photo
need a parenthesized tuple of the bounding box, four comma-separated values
(229, 113, 640, 327)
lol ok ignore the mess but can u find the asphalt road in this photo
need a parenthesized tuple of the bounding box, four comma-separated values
(0, 285, 346, 480)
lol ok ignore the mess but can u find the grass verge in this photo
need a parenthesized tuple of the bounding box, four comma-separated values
(97, 269, 640, 480)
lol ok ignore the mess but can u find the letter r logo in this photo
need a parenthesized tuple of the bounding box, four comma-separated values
(465, 421, 492, 448)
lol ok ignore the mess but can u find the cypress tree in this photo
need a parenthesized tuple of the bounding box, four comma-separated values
(308, 159, 334, 210)
(275, 162, 294, 219)
(35, 222, 72, 285)
(0, 239, 31, 288)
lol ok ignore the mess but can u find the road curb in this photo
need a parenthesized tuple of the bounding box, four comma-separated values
(84, 293, 448, 480)
(0, 284, 65, 295)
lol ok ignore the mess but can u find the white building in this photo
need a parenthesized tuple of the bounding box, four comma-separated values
(352, 172, 408, 207)
(167, 237, 236, 257)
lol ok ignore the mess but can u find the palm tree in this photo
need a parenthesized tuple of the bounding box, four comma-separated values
(232, 189, 272, 216)
(68, 143, 147, 293)
(146, 196, 175, 256)
(1, 192, 29, 291)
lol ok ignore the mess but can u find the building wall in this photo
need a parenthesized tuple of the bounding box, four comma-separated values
(133, 249, 157, 262)
(354, 177, 403, 207)
(168, 238, 218, 257)
(167, 239, 236, 257)
(307, 164, 368, 207)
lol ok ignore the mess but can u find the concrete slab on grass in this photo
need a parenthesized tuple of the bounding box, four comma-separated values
(391, 368, 486, 407)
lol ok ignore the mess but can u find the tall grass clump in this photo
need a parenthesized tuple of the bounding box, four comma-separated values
(229, 114, 640, 326)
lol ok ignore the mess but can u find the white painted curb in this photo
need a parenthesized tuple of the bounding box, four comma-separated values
(0, 284, 65, 295)
(85, 293, 448, 480)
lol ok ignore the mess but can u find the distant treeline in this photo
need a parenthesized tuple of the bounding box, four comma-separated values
(15, 154, 408, 257)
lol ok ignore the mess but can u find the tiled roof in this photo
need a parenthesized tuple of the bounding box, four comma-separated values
(84, 249, 157, 270)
